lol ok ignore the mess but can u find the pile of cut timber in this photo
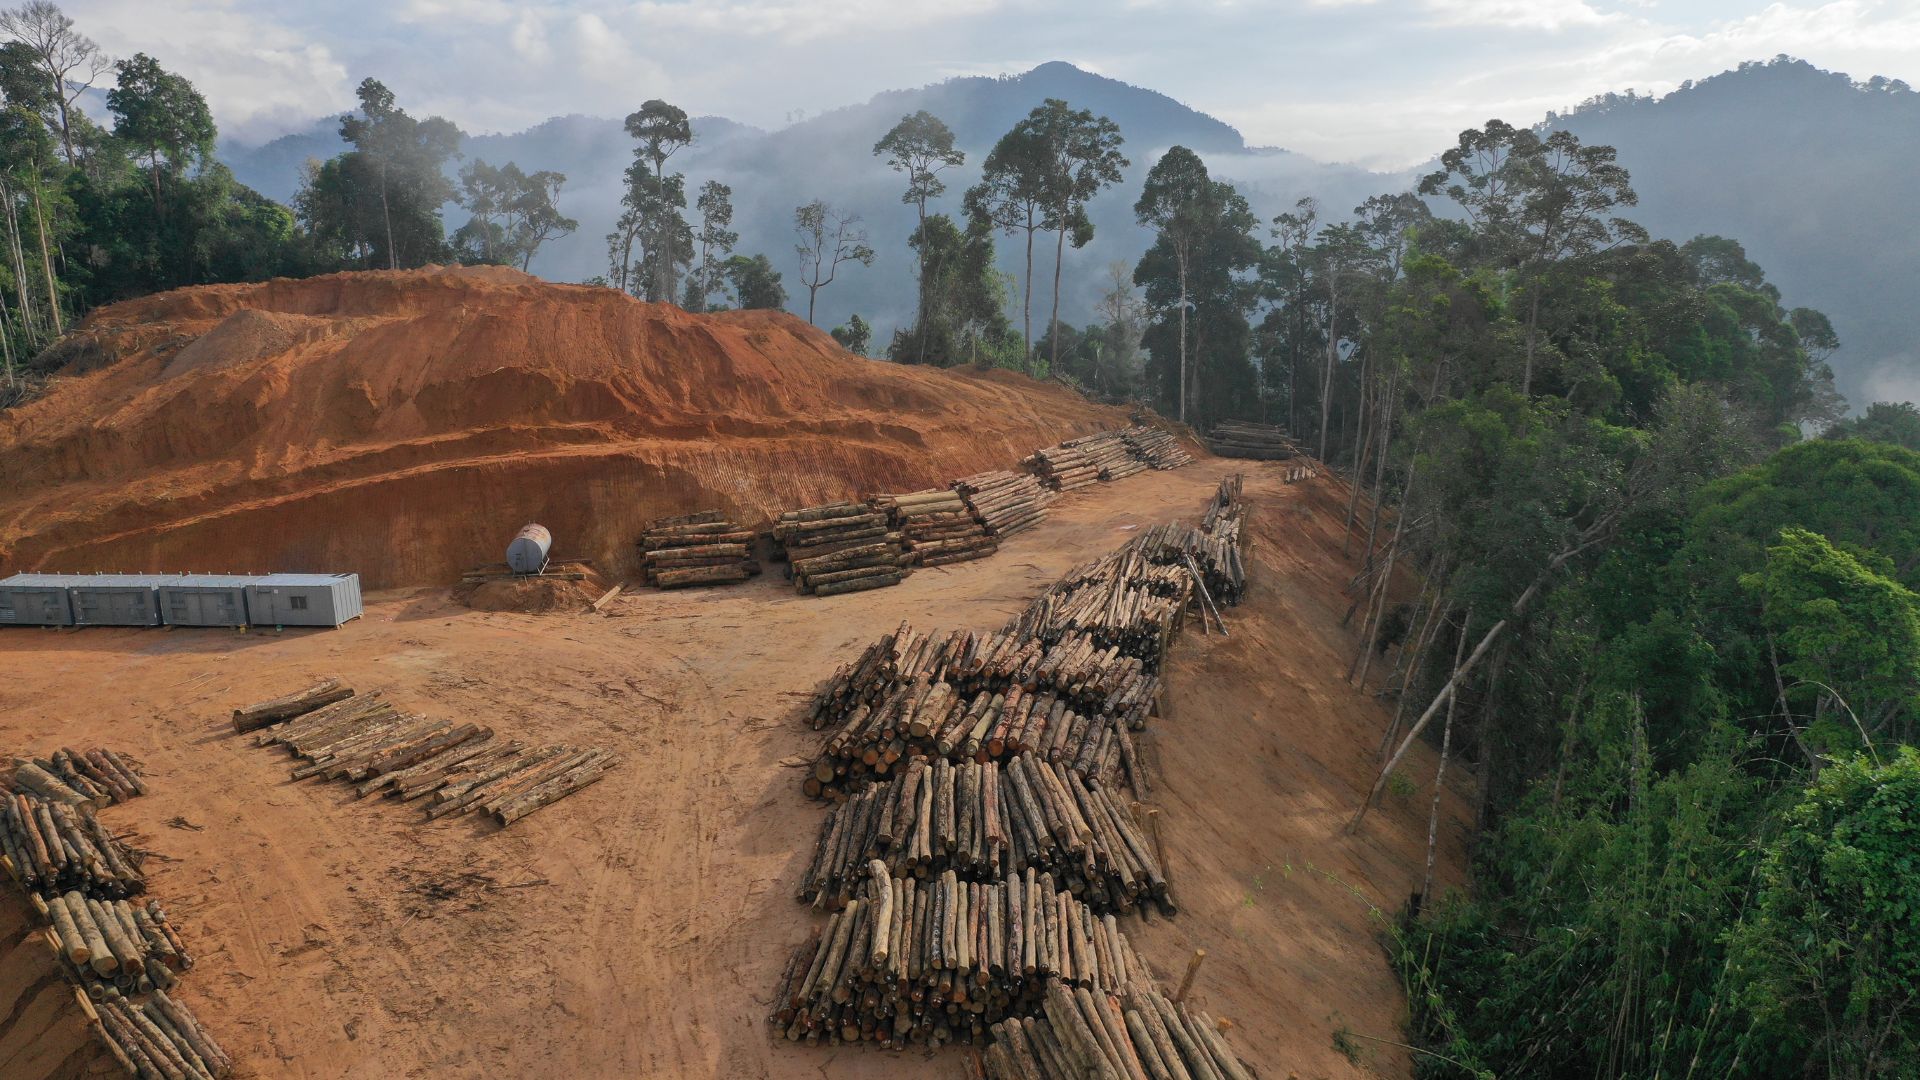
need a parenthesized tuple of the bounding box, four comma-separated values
(873, 489, 997, 568)
(1130, 521, 1245, 609)
(1207, 419, 1295, 460)
(769, 860, 1153, 1048)
(32, 891, 194, 996)
(236, 679, 620, 827)
(1025, 443, 1101, 492)
(94, 993, 232, 1080)
(983, 977, 1254, 1080)
(797, 753, 1170, 915)
(6, 748, 146, 807)
(1120, 426, 1193, 470)
(1, 753, 233, 1077)
(955, 472, 1053, 539)
(774, 502, 910, 596)
(1061, 430, 1144, 482)
(639, 510, 760, 588)
(1006, 547, 1193, 670)
(2, 791, 147, 898)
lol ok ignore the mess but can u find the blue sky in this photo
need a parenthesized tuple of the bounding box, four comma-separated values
(63, 0, 1920, 166)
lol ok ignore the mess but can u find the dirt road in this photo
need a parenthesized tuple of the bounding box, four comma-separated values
(0, 459, 1470, 1079)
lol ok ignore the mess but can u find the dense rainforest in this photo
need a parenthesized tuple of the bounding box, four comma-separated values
(2, 6, 1917, 1075)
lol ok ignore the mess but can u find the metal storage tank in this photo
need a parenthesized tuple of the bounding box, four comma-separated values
(245, 573, 363, 628)
(506, 524, 552, 575)
(68, 574, 176, 626)
(159, 575, 258, 627)
(0, 573, 84, 626)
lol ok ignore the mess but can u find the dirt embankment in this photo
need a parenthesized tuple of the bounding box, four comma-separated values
(0, 266, 1128, 587)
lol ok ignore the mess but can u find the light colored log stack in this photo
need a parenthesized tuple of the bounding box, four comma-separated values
(1121, 426, 1193, 470)
(873, 489, 998, 568)
(236, 682, 620, 827)
(5, 748, 146, 807)
(769, 860, 1151, 1049)
(774, 502, 911, 596)
(955, 471, 1054, 539)
(93, 993, 233, 1080)
(1, 791, 146, 899)
(1005, 547, 1194, 671)
(32, 890, 193, 997)
(1062, 430, 1146, 482)
(639, 510, 761, 589)
(982, 977, 1257, 1080)
(1025, 443, 1101, 493)
(798, 753, 1172, 915)
(1207, 419, 1296, 460)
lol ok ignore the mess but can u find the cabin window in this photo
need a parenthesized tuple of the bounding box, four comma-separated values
(290, 596, 309, 610)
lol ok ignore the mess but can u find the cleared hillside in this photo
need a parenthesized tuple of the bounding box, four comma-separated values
(0, 266, 1125, 587)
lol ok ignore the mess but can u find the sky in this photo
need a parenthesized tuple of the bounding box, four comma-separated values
(60, 0, 1920, 168)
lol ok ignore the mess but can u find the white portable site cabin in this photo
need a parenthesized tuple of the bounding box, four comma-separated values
(159, 575, 257, 627)
(0, 573, 85, 626)
(69, 574, 177, 627)
(244, 573, 363, 628)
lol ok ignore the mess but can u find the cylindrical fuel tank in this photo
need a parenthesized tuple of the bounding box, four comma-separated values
(506, 524, 552, 574)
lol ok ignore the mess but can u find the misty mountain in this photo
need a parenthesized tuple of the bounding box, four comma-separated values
(1542, 58, 1919, 407)
(217, 59, 1917, 406)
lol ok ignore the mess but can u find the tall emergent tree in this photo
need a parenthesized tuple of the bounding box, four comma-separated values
(0, 1, 104, 166)
(106, 52, 213, 218)
(1019, 98, 1126, 369)
(965, 126, 1051, 371)
(873, 111, 962, 363)
(622, 99, 692, 304)
(682, 180, 736, 312)
(452, 160, 575, 270)
(793, 199, 873, 325)
(308, 78, 461, 270)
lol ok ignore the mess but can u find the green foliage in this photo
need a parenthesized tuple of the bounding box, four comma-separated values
(450, 159, 576, 271)
(1826, 401, 1920, 450)
(887, 213, 1017, 367)
(1729, 749, 1920, 1078)
(720, 253, 785, 311)
(830, 314, 871, 356)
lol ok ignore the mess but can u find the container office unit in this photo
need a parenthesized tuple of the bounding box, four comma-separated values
(0, 573, 85, 626)
(159, 575, 257, 627)
(245, 573, 362, 628)
(69, 574, 177, 626)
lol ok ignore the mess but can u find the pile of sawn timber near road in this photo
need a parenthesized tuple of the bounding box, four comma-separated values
(767, 474, 1258, 1080)
(639, 510, 761, 589)
(1206, 420, 1295, 460)
(231, 678, 620, 827)
(773, 502, 914, 596)
(2, 752, 235, 1079)
(874, 488, 998, 568)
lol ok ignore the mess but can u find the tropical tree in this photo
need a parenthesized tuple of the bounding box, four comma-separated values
(326, 78, 462, 270)
(0, 1, 104, 165)
(682, 180, 736, 312)
(873, 111, 962, 363)
(721, 253, 785, 310)
(1012, 99, 1126, 369)
(622, 99, 692, 304)
(792, 199, 873, 325)
(964, 126, 1051, 370)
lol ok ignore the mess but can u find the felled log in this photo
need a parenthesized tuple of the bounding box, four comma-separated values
(1, 791, 147, 899)
(955, 471, 1055, 539)
(874, 488, 999, 568)
(231, 678, 353, 733)
(1207, 419, 1295, 460)
(493, 750, 622, 826)
(94, 995, 231, 1080)
(979, 978, 1256, 1080)
(1120, 426, 1193, 470)
(1060, 430, 1145, 481)
(639, 511, 760, 588)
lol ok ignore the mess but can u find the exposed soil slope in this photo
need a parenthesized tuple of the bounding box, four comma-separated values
(0, 266, 1127, 587)
(0, 461, 1470, 1079)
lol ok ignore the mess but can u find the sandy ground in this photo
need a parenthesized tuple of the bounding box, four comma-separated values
(0, 458, 1471, 1080)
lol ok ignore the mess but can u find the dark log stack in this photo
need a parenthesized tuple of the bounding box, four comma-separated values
(1063, 430, 1145, 482)
(873, 489, 997, 568)
(240, 681, 620, 827)
(6, 748, 147, 807)
(1207, 419, 1295, 460)
(1, 790, 147, 899)
(955, 472, 1053, 539)
(769, 859, 1153, 1048)
(1121, 426, 1193, 470)
(1026, 443, 1101, 492)
(773, 502, 912, 596)
(797, 753, 1170, 916)
(639, 510, 761, 589)
(983, 977, 1256, 1080)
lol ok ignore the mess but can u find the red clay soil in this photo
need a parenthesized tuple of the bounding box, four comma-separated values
(0, 266, 1129, 587)
(0, 460, 1471, 1080)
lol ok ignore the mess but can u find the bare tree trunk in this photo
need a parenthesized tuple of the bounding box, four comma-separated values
(1422, 606, 1468, 900)
(915, 198, 929, 364)
(1342, 354, 1374, 555)
(1522, 289, 1541, 397)
(378, 166, 397, 270)
(1351, 459, 1417, 689)
(1473, 640, 1512, 832)
(3, 187, 39, 342)
(1318, 284, 1338, 460)
(1380, 567, 1451, 760)
(28, 181, 62, 334)
(1176, 265, 1189, 423)
(1021, 213, 1035, 374)
(1360, 365, 1401, 564)
(1048, 217, 1066, 370)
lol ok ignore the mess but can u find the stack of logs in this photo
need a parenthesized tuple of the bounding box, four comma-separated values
(955, 472, 1053, 539)
(639, 511, 760, 589)
(0, 752, 233, 1078)
(770, 860, 1154, 1048)
(1207, 420, 1295, 460)
(874, 489, 997, 568)
(235, 679, 620, 827)
(1006, 547, 1193, 671)
(797, 753, 1171, 916)
(6, 748, 147, 807)
(33, 890, 194, 997)
(983, 977, 1255, 1080)
(1026, 443, 1101, 493)
(1121, 426, 1193, 470)
(773, 502, 911, 596)
(1063, 431, 1145, 482)
(1130, 521, 1245, 609)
